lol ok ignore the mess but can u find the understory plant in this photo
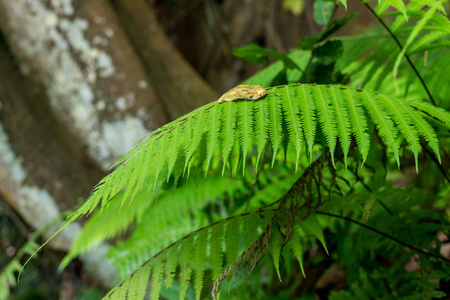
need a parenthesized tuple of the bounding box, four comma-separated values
(24, 0, 450, 299)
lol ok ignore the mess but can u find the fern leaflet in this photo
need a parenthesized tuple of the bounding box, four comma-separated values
(410, 101, 450, 128)
(268, 92, 283, 166)
(378, 94, 421, 170)
(297, 85, 316, 162)
(311, 85, 337, 166)
(238, 100, 254, 174)
(328, 86, 352, 168)
(342, 88, 370, 163)
(359, 90, 401, 167)
(290, 222, 306, 278)
(210, 223, 224, 282)
(269, 227, 283, 281)
(299, 212, 329, 255)
(193, 231, 207, 300)
(281, 86, 304, 169)
(254, 99, 269, 167)
(205, 104, 222, 174)
(150, 256, 164, 300)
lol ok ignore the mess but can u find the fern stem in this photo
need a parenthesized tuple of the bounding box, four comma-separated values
(316, 211, 450, 263)
(362, 2, 436, 106)
(423, 147, 450, 184)
(351, 165, 372, 192)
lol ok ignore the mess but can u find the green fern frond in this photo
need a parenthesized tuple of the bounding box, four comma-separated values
(281, 86, 304, 169)
(409, 0, 447, 14)
(392, 0, 443, 84)
(297, 85, 316, 161)
(210, 223, 224, 282)
(409, 101, 450, 129)
(60, 191, 151, 270)
(389, 0, 448, 32)
(376, 0, 408, 20)
(129, 263, 152, 300)
(378, 94, 421, 169)
(299, 212, 329, 255)
(409, 31, 447, 53)
(335, 31, 398, 92)
(229, 139, 242, 176)
(193, 231, 207, 300)
(167, 124, 183, 180)
(179, 237, 194, 300)
(358, 90, 401, 167)
(99, 182, 450, 300)
(109, 276, 131, 300)
(109, 176, 245, 277)
(164, 246, 178, 289)
(289, 222, 306, 278)
(238, 101, 254, 174)
(407, 109, 441, 164)
(268, 92, 283, 166)
(0, 241, 39, 300)
(328, 86, 352, 168)
(338, 0, 347, 10)
(342, 88, 370, 163)
(185, 108, 211, 176)
(220, 102, 237, 174)
(428, 13, 450, 30)
(46, 85, 449, 263)
(205, 104, 222, 174)
(269, 228, 283, 281)
(104, 210, 275, 300)
(335, 0, 449, 101)
(225, 217, 241, 266)
(254, 99, 269, 167)
(311, 85, 337, 166)
(150, 256, 164, 300)
(152, 132, 170, 188)
(0, 260, 22, 300)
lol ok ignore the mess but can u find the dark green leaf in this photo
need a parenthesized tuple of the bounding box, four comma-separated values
(314, 0, 334, 25)
(233, 44, 300, 70)
(232, 44, 269, 64)
(315, 40, 344, 65)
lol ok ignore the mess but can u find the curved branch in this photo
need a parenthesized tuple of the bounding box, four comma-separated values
(317, 211, 450, 263)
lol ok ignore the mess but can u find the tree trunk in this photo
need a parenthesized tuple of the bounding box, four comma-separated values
(0, 0, 170, 170)
(0, 0, 218, 289)
(0, 36, 116, 286)
(111, 0, 218, 119)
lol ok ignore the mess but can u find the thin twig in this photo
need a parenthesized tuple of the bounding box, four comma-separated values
(375, 198, 425, 288)
(423, 146, 450, 184)
(317, 211, 450, 263)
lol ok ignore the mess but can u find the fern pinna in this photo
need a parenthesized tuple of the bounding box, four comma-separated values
(48, 83, 449, 299)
